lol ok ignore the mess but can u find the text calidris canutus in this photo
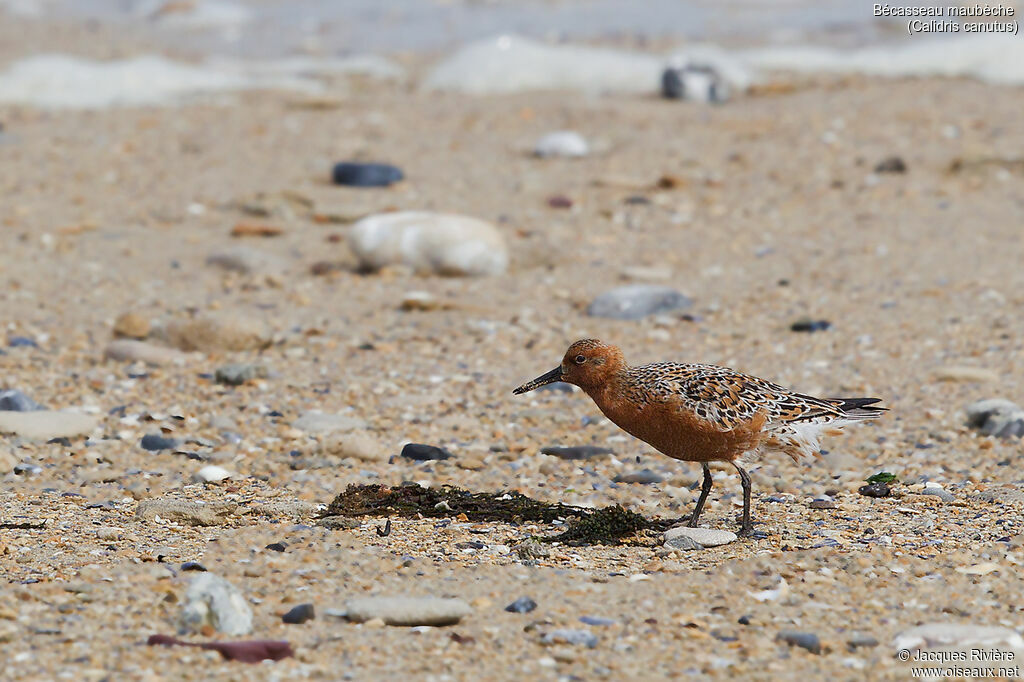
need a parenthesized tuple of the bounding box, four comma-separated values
(513, 339, 886, 535)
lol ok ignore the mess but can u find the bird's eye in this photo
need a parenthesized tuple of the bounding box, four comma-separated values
(574, 354, 586, 365)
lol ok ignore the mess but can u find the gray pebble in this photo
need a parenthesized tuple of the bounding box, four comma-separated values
(282, 603, 316, 624)
(214, 363, 267, 386)
(140, 434, 180, 451)
(579, 615, 616, 626)
(920, 488, 954, 503)
(965, 399, 1024, 438)
(587, 285, 691, 321)
(540, 445, 612, 460)
(776, 631, 821, 655)
(504, 596, 537, 614)
(612, 469, 664, 484)
(0, 389, 44, 412)
(846, 634, 878, 651)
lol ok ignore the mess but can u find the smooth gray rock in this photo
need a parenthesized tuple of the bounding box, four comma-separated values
(587, 285, 691, 320)
(965, 399, 1024, 438)
(342, 596, 471, 626)
(776, 631, 821, 654)
(180, 574, 253, 635)
(663, 526, 737, 549)
(0, 389, 44, 412)
(215, 363, 267, 386)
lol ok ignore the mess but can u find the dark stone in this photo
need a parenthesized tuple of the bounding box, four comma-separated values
(662, 67, 685, 99)
(540, 445, 613, 460)
(455, 541, 485, 550)
(858, 482, 891, 498)
(47, 437, 71, 447)
(504, 596, 537, 614)
(265, 542, 287, 552)
(331, 162, 403, 187)
(282, 603, 316, 624)
(738, 615, 751, 625)
(0, 389, 44, 411)
(661, 64, 726, 102)
(400, 443, 454, 461)
(547, 195, 573, 209)
(776, 631, 821, 655)
(874, 156, 907, 173)
(7, 336, 38, 348)
(790, 318, 832, 333)
(13, 463, 41, 475)
(612, 469, 664, 484)
(180, 561, 207, 572)
(140, 434, 179, 451)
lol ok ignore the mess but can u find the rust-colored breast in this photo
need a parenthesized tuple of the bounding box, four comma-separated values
(589, 386, 767, 463)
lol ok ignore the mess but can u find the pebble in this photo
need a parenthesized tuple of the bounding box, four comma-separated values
(790, 317, 832, 333)
(920, 482, 954, 502)
(587, 285, 691, 320)
(663, 527, 737, 550)
(400, 291, 442, 311)
(874, 156, 907, 173)
(181, 561, 207, 572)
(112, 312, 151, 339)
(858, 482, 891, 498)
(776, 631, 822, 655)
(319, 432, 385, 461)
(180, 574, 254, 636)
(282, 603, 316, 624)
(292, 411, 367, 435)
(140, 434, 180, 451)
(214, 363, 267, 386)
(158, 313, 270, 352)
(205, 246, 285, 276)
(892, 623, 1024, 651)
(661, 62, 727, 102)
(265, 542, 287, 552)
(533, 130, 589, 158)
(541, 629, 598, 648)
(95, 526, 124, 541)
(331, 162, 403, 187)
(401, 443, 454, 461)
(612, 469, 664, 484)
(540, 445, 613, 460)
(846, 635, 879, 651)
(342, 597, 472, 626)
(348, 211, 509, 277)
(317, 516, 361, 531)
(0, 389, 44, 412)
(193, 465, 231, 483)
(13, 462, 41, 476)
(933, 366, 998, 383)
(7, 335, 38, 348)
(579, 616, 616, 626)
(0, 411, 98, 440)
(135, 498, 237, 526)
(504, 597, 537, 614)
(965, 399, 1024, 438)
(104, 339, 192, 366)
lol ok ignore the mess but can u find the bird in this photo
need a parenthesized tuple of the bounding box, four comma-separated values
(513, 339, 886, 535)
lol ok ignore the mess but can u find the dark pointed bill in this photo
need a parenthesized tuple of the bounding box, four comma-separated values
(513, 367, 563, 395)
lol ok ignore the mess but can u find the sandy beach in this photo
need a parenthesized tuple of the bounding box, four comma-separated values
(1, 5, 1024, 680)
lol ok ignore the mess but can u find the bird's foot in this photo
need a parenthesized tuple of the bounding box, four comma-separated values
(736, 523, 766, 539)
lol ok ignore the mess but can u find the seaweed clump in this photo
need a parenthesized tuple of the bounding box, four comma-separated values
(323, 484, 680, 546)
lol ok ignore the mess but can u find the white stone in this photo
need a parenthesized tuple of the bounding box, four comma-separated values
(180, 574, 253, 636)
(194, 465, 232, 483)
(293, 411, 367, 435)
(423, 34, 663, 95)
(534, 131, 589, 158)
(893, 623, 1024, 652)
(104, 340, 193, 366)
(348, 211, 508, 277)
(0, 411, 98, 440)
(343, 596, 472, 626)
(663, 527, 737, 549)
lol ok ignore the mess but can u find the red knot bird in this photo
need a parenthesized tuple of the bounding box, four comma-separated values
(513, 339, 886, 535)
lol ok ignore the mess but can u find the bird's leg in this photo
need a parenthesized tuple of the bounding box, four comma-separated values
(687, 463, 713, 527)
(733, 462, 754, 535)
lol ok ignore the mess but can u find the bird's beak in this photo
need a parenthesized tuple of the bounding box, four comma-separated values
(513, 367, 563, 395)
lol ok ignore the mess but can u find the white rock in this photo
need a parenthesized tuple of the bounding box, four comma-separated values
(104, 339, 193, 366)
(343, 596, 472, 626)
(348, 211, 508, 277)
(534, 131, 589, 158)
(893, 623, 1024, 652)
(0, 411, 98, 440)
(194, 465, 232, 483)
(663, 527, 737, 549)
(423, 34, 662, 95)
(293, 411, 367, 434)
(180, 574, 253, 636)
